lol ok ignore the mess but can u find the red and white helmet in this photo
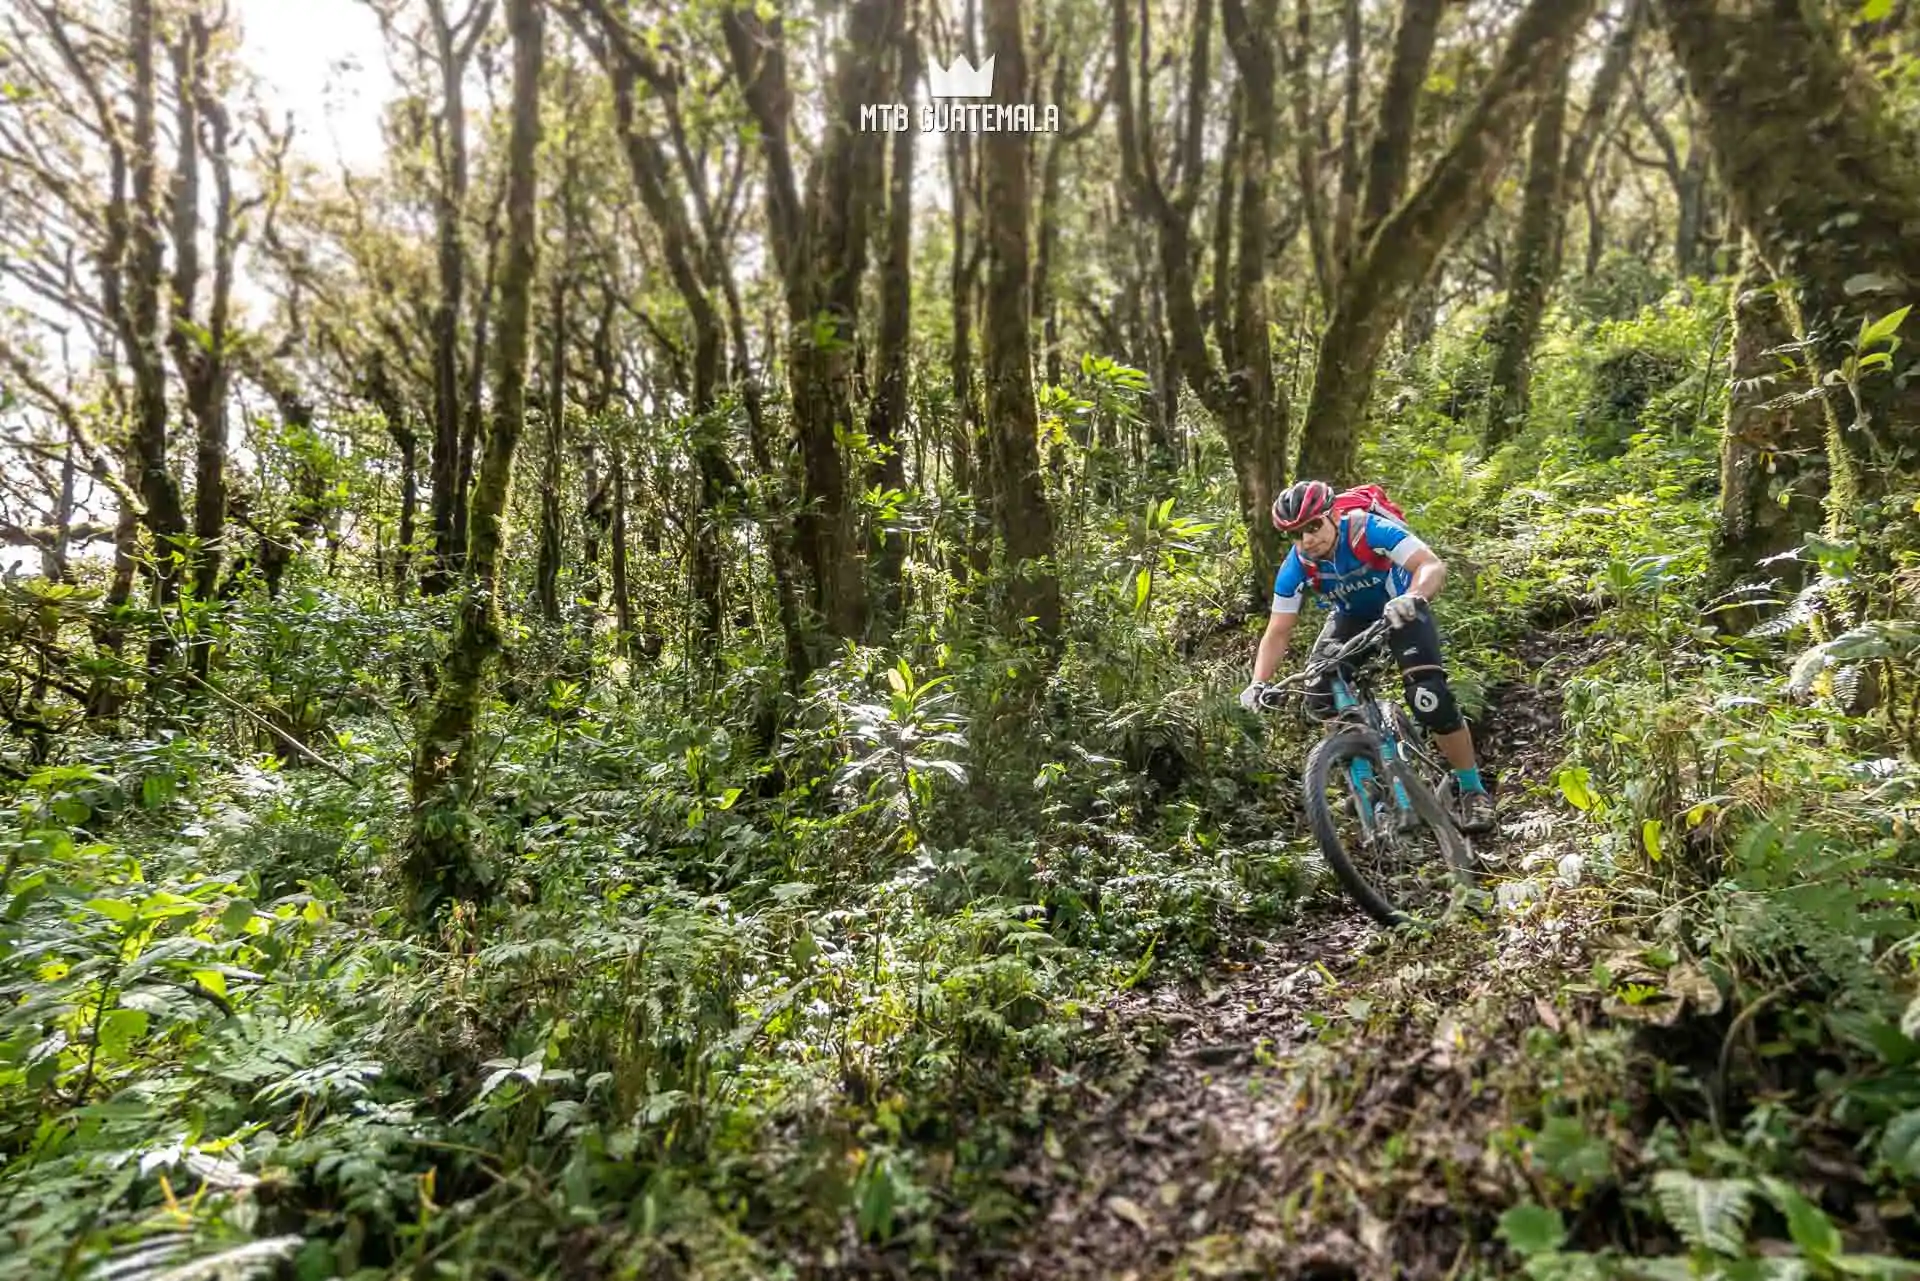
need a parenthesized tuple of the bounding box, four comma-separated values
(1270, 479, 1334, 531)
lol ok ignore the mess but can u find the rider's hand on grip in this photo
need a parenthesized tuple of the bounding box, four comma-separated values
(1383, 594, 1422, 629)
(1238, 681, 1268, 712)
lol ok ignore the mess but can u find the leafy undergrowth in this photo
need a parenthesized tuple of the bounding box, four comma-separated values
(0, 622, 1316, 1280)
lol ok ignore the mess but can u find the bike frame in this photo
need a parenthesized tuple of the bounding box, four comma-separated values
(1325, 666, 1414, 838)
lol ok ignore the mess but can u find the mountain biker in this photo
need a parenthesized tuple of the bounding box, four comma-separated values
(1239, 479, 1496, 835)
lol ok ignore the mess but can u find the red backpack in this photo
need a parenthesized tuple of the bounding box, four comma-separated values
(1299, 484, 1408, 590)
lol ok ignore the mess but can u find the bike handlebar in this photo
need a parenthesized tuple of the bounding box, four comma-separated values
(1257, 618, 1392, 709)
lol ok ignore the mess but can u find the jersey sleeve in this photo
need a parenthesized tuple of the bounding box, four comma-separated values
(1363, 514, 1429, 567)
(1272, 549, 1307, 614)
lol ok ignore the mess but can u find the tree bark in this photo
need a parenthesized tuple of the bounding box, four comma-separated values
(866, 23, 916, 637)
(1287, 0, 1334, 307)
(1294, 0, 1599, 487)
(1034, 43, 1106, 388)
(1713, 237, 1827, 583)
(405, 0, 541, 923)
(536, 255, 568, 625)
(575, 3, 744, 654)
(421, 0, 493, 596)
(1654, 0, 1920, 505)
(1328, 0, 1363, 277)
(610, 442, 633, 659)
(369, 350, 419, 599)
(1357, 0, 1445, 245)
(947, 122, 987, 575)
(456, 183, 505, 575)
(981, 0, 1064, 645)
(1483, 68, 1570, 445)
(122, 0, 189, 673)
(162, 14, 242, 678)
(1220, 0, 1290, 608)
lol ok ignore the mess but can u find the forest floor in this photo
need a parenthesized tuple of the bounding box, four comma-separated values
(968, 633, 1631, 1280)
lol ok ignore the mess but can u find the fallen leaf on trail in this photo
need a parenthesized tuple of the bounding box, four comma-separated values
(1107, 1195, 1154, 1231)
(1534, 996, 1561, 1031)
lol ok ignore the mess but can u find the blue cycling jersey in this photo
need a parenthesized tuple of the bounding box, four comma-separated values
(1271, 512, 1429, 620)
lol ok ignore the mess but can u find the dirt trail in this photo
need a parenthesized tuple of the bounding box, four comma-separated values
(987, 637, 1610, 1280)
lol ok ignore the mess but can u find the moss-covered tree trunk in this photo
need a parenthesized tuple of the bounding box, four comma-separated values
(866, 23, 915, 637)
(945, 121, 988, 577)
(1713, 237, 1828, 584)
(981, 0, 1063, 645)
(405, 0, 541, 924)
(1293, 0, 1598, 487)
(535, 95, 573, 627)
(420, 0, 491, 596)
(1655, 0, 1920, 503)
(1220, 0, 1290, 609)
(162, 14, 237, 629)
(535, 272, 566, 624)
(369, 352, 418, 599)
(1483, 68, 1569, 446)
(121, 0, 188, 674)
(610, 443, 633, 660)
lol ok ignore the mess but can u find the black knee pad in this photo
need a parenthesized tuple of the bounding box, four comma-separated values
(1404, 670, 1462, 734)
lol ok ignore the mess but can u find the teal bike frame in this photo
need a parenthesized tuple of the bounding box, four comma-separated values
(1326, 666, 1413, 837)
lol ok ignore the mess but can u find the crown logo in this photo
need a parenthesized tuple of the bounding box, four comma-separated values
(929, 54, 995, 98)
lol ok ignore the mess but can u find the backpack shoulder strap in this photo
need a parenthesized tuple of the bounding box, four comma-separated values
(1345, 510, 1395, 571)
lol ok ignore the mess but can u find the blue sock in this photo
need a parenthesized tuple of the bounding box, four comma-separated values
(1454, 766, 1486, 795)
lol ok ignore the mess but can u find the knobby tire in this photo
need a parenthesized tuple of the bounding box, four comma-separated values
(1303, 727, 1476, 926)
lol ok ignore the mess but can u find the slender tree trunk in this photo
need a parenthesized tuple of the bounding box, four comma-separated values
(1295, 0, 1599, 486)
(1112, 0, 1289, 607)
(163, 15, 240, 679)
(1288, 0, 1334, 307)
(371, 354, 419, 599)
(1713, 237, 1827, 584)
(610, 443, 633, 658)
(1329, 0, 1363, 277)
(1358, 0, 1445, 244)
(1484, 68, 1570, 445)
(536, 277, 567, 624)
(405, 0, 541, 923)
(456, 189, 504, 573)
(981, 0, 1063, 645)
(866, 24, 916, 637)
(123, 0, 188, 675)
(947, 122, 988, 575)
(421, 1, 491, 595)
(1220, 0, 1290, 609)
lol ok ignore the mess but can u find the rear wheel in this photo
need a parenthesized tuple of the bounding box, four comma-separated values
(1303, 729, 1478, 926)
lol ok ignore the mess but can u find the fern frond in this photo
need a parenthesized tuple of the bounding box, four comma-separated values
(1650, 1170, 1755, 1256)
(1749, 577, 1831, 639)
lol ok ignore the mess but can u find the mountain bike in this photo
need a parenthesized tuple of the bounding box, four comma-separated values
(1260, 619, 1480, 925)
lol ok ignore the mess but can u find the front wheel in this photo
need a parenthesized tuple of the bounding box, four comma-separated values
(1303, 728, 1478, 926)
